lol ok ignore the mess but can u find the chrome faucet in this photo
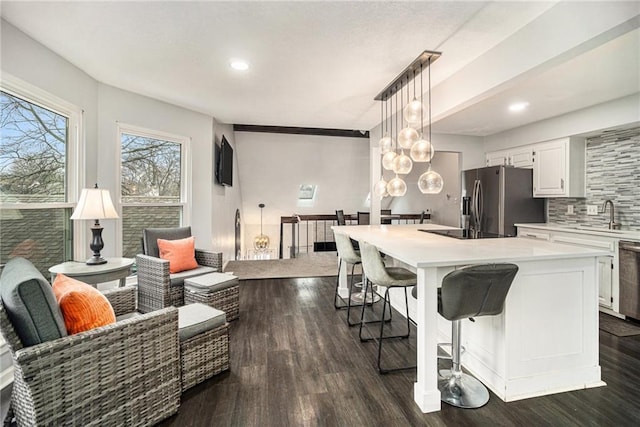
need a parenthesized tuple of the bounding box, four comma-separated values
(602, 200, 621, 230)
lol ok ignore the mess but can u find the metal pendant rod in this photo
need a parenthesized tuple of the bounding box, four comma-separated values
(374, 50, 441, 101)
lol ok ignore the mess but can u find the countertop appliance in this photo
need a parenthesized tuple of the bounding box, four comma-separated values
(619, 240, 640, 320)
(419, 229, 507, 240)
(463, 165, 545, 237)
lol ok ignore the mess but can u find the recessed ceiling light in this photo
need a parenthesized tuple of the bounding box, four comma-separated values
(508, 102, 529, 112)
(230, 59, 249, 71)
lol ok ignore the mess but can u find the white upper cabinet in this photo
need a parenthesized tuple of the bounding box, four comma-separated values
(486, 145, 535, 168)
(532, 137, 585, 198)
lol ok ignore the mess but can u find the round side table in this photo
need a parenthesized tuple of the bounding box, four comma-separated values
(49, 257, 134, 287)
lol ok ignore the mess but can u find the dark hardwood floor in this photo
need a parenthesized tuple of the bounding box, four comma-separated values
(157, 276, 640, 426)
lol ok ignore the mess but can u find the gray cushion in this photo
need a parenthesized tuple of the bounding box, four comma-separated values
(142, 226, 192, 258)
(116, 312, 141, 322)
(184, 272, 238, 293)
(177, 303, 226, 341)
(169, 266, 217, 287)
(0, 257, 67, 346)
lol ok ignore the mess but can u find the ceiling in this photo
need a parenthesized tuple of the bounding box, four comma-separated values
(1, 1, 638, 136)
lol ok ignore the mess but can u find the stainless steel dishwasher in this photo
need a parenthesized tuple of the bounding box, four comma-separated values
(619, 240, 640, 320)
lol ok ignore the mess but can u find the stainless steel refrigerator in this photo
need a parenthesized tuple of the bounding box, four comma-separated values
(463, 165, 545, 237)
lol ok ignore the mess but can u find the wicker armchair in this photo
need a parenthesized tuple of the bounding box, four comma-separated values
(0, 284, 181, 426)
(137, 226, 223, 313)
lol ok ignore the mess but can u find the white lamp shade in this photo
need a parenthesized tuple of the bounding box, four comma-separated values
(71, 188, 119, 220)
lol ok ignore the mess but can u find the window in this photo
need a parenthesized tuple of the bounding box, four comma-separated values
(118, 125, 189, 258)
(0, 76, 82, 276)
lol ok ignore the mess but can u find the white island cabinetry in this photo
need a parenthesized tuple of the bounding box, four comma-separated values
(517, 224, 620, 314)
(333, 224, 608, 413)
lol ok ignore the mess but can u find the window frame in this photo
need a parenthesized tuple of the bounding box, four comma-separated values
(115, 123, 191, 255)
(0, 72, 85, 261)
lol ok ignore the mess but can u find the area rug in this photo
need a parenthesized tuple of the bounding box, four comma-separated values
(224, 252, 361, 280)
(599, 313, 640, 337)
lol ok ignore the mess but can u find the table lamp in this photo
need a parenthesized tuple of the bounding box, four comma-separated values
(71, 184, 119, 265)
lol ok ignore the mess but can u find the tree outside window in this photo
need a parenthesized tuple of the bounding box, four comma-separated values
(1, 90, 73, 275)
(120, 129, 186, 258)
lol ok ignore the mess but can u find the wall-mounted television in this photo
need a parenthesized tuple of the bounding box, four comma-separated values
(216, 135, 233, 187)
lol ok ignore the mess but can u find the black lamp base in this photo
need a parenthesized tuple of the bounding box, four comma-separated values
(86, 256, 107, 265)
(86, 221, 107, 266)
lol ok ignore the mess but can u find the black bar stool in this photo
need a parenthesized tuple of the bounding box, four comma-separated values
(437, 263, 518, 408)
(358, 240, 417, 374)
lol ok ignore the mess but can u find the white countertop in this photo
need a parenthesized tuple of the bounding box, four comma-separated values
(333, 223, 609, 268)
(516, 223, 640, 240)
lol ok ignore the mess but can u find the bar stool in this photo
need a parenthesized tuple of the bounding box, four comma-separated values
(333, 232, 363, 326)
(358, 240, 417, 373)
(438, 263, 518, 408)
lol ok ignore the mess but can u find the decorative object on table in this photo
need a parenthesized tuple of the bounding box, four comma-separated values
(373, 50, 443, 196)
(253, 203, 270, 251)
(0, 257, 181, 425)
(70, 184, 119, 265)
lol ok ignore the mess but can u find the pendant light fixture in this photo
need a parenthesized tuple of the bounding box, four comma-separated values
(381, 87, 397, 171)
(418, 57, 444, 194)
(253, 203, 270, 251)
(398, 76, 420, 148)
(374, 50, 443, 197)
(387, 86, 407, 197)
(411, 63, 434, 163)
(378, 95, 394, 155)
(393, 77, 413, 175)
(404, 66, 425, 126)
(373, 98, 389, 198)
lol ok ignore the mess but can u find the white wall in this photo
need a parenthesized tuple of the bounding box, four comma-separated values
(211, 122, 243, 262)
(1, 19, 99, 185)
(1, 20, 241, 264)
(96, 83, 216, 257)
(233, 131, 370, 257)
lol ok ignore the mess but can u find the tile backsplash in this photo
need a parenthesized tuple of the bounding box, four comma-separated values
(547, 129, 640, 230)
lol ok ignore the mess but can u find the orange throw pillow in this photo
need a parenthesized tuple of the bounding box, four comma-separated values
(52, 274, 116, 335)
(157, 236, 198, 273)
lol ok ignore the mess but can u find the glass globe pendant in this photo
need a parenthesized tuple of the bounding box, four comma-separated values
(393, 151, 413, 174)
(373, 178, 389, 198)
(382, 151, 397, 170)
(397, 126, 419, 149)
(254, 234, 270, 250)
(418, 166, 444, 194)
(410, 138, 434, 162)
(379, 134, 394, 154)
(387, 175, 407, 197)
(404, 97, 424, 125)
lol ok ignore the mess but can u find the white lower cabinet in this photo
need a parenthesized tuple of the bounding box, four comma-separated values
(518, 226, 619, 314)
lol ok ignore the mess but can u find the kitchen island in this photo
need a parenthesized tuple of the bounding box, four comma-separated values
(333, 223, 609, 413)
